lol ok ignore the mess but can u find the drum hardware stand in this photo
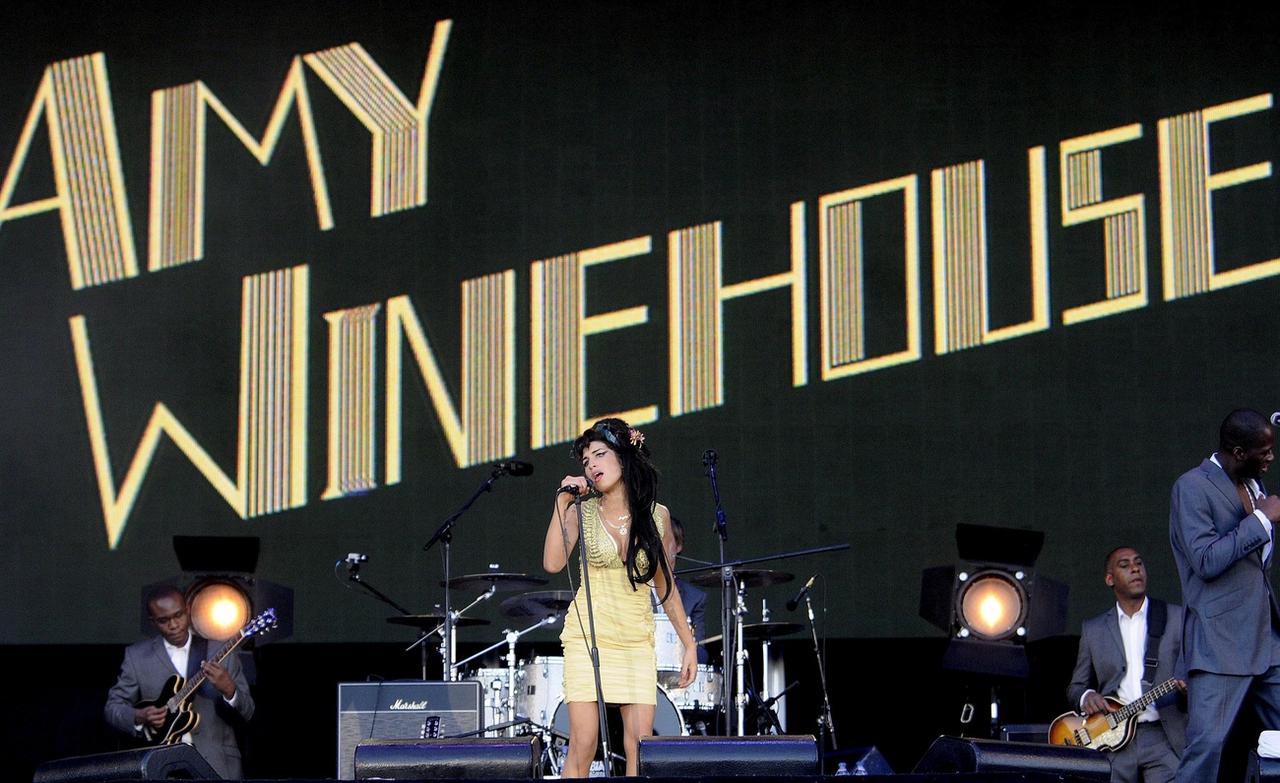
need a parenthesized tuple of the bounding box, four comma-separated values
(676, 542, 851, 737)
(405, 584, 497, 666)
(449, 614, 562, 736)
(733, 576, 748, 735)
(801, 588, 836, 759)
(424, 463, 526, 680)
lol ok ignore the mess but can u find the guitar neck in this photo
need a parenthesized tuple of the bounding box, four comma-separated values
(173, 632, 246, 704)
(1113, 678, 1178, 721)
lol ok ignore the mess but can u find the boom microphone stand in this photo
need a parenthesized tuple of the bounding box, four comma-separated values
(802, 588, 836, 759)
(424, 461, 531, 679)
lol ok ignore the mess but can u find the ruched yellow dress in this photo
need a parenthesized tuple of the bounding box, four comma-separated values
(560, 497, 665, 704)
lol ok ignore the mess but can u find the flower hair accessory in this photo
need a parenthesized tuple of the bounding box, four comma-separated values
(628, 427, 645, 448)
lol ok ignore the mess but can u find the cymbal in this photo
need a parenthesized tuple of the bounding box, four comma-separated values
(500, 590, 575, 618)
(442, 572, 549, 592)
(386, 614, 490, 629)
(699, 621, 804, 646)
(684, 568, 795, 589)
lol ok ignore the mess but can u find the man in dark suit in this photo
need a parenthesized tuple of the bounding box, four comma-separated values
(1068, 546, 1186, 782)
(104, 586, 255, 779)
(1170, 408, 1280, 783)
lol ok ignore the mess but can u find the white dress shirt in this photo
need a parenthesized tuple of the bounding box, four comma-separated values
(1079, 597, 1159, 722)
(1115, 597, 1159, 723)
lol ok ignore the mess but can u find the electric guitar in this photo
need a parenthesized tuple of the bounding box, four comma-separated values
(135, 608, 277, 745)
(1048, 678, 1180, 751)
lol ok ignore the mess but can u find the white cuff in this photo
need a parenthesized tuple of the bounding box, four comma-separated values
(1254, 509, 1272, 536)
(1079, 689, 1096, 711)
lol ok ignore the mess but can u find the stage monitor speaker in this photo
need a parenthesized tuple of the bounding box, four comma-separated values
(913, 736, 1110, 780)
(354, 736, 543, 779)
(637, 735, 819, 777)
(337, 680, 482, 779)
(1000, 723, 1051, 743)
(824, 745, 894, 775)
(33, 745, 219, 782)
(1249, 750, 1280, 782)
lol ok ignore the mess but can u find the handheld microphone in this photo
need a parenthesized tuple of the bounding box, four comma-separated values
(786, 573, 817, 611)
(345, 553, 368, 565)
(557, 478, 601, 499)
(496, 460, 534, 476)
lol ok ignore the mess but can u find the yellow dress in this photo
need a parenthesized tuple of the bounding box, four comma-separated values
(560, 497, 665, 704)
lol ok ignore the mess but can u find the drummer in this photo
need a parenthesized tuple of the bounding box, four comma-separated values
(664, 517, 708, 664)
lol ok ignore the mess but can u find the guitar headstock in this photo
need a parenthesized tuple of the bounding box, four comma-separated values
(243, 607, 278, 639)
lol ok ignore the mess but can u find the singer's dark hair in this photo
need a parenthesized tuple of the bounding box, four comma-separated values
(572, 418, 671, 602)
(1220, 408, 1271, 453)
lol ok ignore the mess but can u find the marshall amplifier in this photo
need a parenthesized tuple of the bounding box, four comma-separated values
(337, 680, 482, 779)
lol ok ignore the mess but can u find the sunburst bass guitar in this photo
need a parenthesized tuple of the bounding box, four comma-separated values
(1048, 678, 1179, 751)
(135, 608, 277, 745)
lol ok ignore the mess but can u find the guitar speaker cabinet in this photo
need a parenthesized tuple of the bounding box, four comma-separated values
(913, 736, 1111, 780)
(637, 735, 819, 776)
(354, 736, 543, 779)
(337, 680, 482, 779)
(32, 745, 219, 782)
(1000, 722, 1052, 743)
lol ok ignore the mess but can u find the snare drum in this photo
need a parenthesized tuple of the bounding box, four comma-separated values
(518, 656, 565, 725)
(653, 612, 686, 674)
(465, 667, 517, 733)
(664, 664, 723, 712)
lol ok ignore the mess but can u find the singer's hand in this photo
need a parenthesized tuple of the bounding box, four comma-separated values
(1259, 495, 1280, 523)
(677, 646, 697, 689)
(558, 475, 589, 504)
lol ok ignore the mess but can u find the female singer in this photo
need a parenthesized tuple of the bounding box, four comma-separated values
(543, 418, 698, 777)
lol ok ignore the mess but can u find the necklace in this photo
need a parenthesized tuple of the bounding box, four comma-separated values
(601, 509, 631, 536)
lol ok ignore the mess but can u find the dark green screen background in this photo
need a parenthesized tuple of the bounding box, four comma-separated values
(2, 1, 1279, 644)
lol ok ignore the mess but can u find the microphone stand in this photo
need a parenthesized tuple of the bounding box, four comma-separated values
(343, 561, 434, 677)
(573, 490, 613, 777)
(703, 450, 735, 735)
(803, 590, 836, 762)
(424, 464, 512, 680)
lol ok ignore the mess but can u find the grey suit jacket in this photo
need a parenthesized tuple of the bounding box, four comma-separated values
(104, 634, 255, 779)
(1170, 457, 1280, 677)
(1067, 600, 1187, 755)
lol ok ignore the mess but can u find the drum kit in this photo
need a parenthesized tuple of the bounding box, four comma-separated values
(382, 567, 808, 755)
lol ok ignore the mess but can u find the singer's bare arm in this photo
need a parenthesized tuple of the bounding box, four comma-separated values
(654, 504, 698, 688)
(543, 474, 588, 573)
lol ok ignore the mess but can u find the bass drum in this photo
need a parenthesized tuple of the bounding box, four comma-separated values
(551, 685, 686, 738)
(517, 656, 565, 727)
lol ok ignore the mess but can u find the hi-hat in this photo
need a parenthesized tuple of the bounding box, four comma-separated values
(500, 590, 575, 618)
(685, 568, 795, 589)
(699, 621, 804, 646)
(442, 572, 549, 592)
(386, 614, 490, 629)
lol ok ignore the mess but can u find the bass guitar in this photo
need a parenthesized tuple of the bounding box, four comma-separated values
(136, 608, 277, 745)
(1048, 678, 1179, 751)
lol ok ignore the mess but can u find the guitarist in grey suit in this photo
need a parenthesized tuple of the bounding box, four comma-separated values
(1170, 408, 1280, 783)
(104, 586, 255, 779)
(1068, 546, 1187, 782)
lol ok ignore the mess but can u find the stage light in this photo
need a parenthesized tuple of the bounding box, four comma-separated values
(187, 579, 252, 641)
(919, 524, 1067, 678)
(141, 535, 293, 644)
(957, 571, 1025, 640)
